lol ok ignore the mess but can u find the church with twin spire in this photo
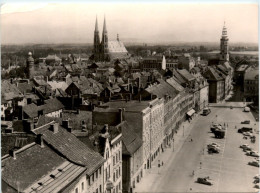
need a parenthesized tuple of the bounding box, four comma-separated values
(93, 16, 129, 62)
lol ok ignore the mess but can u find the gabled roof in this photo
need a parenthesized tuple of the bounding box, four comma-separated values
(1, 80, 23, 101)
(32, 122, 105, 174)
(145, 79, 178, 99)
(171, 69, 186, 85)
(121, 121, 142, 155)
(166, 77, 185, 92)
(203, 66, 224, 81)
(177, 69, 195, 82)
(2, 143, 66, 192)
(23, 98, 64, 118)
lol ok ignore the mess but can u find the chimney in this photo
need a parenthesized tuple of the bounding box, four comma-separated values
(9, 149, 16, 159)
(50, 122, 59, 134)
(28, 120, 34, 131)
(139, 94, 142, 102)
(36, 134, 44, 148)
(118, 108, 125, 123)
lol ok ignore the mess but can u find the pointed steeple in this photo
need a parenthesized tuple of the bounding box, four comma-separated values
(222, 21, 228, 37)
(103, 16, 107, 33)
(95, 15, 99, 32)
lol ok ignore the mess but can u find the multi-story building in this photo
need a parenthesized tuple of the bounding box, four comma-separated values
(203, 66, 225, 103)
(244, 66, 259, 104)
(2, 121, 105, 193)
(178, 53, 195, 71)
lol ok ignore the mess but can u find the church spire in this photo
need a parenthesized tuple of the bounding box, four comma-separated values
(95, 15, 99, 32)
(103, 16, 107, 33)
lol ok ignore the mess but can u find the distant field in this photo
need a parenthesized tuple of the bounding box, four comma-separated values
(208, 50, 259, 56)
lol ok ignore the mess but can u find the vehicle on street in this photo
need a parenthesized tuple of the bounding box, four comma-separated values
(244, 106, 250, 112)
(241, 120, 250, 124)
(207, 143, 220, 149)
(197, 177, 213, 185)
(240, 144, 250, 149)
(254, 175, 260, 180)
(208, 146, 220, 153)
(246, 151, 259, 157)
(243, 146, 253, 152)
(254, 178, 260, 184)
(213, 129, 225, 139)
(254, 183, 259, 189)
(202, 108, 211, 116)
(243, 132, 253, 137)
(248, 161, 259, 167)
(238, 127, 253, 133)
(210, 123, 222, 133)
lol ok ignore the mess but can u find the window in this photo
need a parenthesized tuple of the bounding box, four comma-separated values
(118, 151, 120, 160)
(119, 181, 121, 190)
(81, 182, 84, 191)
(92, 174, 94, 182)
(105, 168, 108, 181)
(116, 170, 118, 179)
(113, 156, 115, 166)
(99, 185, 102, 193)
(96, 170, 98, 179)
(108, 165, 110, 178)
(88, 178, 91, 186)
(113, 172, 115, 182)
(100, 168, 101, 174)
(96, 188, 98, 193)
(75, 188, 78, 193)
(119, 167, 121, 176)
(116, 154, 118, 163)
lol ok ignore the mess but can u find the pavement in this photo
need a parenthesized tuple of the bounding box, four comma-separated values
(134, 105, 259, 193)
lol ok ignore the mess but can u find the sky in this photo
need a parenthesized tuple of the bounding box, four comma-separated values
(0, 3, 258, 44)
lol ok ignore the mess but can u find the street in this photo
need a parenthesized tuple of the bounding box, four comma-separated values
(135, 103, 259, 192)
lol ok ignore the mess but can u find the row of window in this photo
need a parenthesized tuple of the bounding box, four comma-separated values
(113, 150, 121, 166)
(113, 166, 121, 182)
(88, 167, 102, 186)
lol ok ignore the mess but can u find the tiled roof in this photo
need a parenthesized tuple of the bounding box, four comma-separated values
(166, 77, 184, 92)
(101, 100, 150, 112)
(203, 66, 224, 81)
(32, 122, 105, 174)
(2, 143, 66, 191)
(108, 41, 128, 53)
(47, 81, 68, 91)
(171, 69, 186, 85)
(146, 79, 178, 99)
(1, 80, 23, 101)
(23, 98, 64, 118)
(177, 69, 195, 82)
(16, 82, 33, 93)
(121, 121, 142, 155)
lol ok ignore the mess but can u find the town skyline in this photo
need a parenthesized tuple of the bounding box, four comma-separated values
(0, 3, 258, 44)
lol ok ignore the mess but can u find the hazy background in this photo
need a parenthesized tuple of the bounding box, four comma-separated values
(0, 3, 258, 44)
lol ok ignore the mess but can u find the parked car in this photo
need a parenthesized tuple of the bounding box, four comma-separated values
(254, 175, 259, 180)
(214, 129, 225, 139)
(238, 127, 253, 133)
(254, 183, 259, 189)
(240, 144, 250, 149)
(246, 151, 259, 157)
(241, 120, 250, 124)
(243, 146, 253, 152)
(197, 177, 213, 185)
(208, 147, 220, 153)
(202, 108, 211, 116)
(207, 143, 220, 149)
(210, 123, 222, 133)
(248, 161, 259, 167)
(244, 107, 250, 112)
(243, 132, 253, 137)
(254, 178, 260, 184)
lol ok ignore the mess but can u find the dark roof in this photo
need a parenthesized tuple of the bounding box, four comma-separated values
(1, 133, 36, 156)
(101, 100, 150, 112)
(16, 82, 33, 93)
(2, 143, 66, 191)
(145, 79, 178, 99)
(203, 66, 224, 81)
(23, 98, 64, 118)
(121, 121, 142, 155)
(32, 122, 105, 174)
(177, 69, 195, 82)
(171, 69, 186, 85)
(166, 77, 184, 92)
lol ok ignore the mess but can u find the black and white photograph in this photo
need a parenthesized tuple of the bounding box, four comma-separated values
(0, 2, 259, 193)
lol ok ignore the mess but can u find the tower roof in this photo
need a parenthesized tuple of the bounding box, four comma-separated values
(222, 22, 228, 37)
(95, 16, 99, 32)
(103, 16, 107, 33)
